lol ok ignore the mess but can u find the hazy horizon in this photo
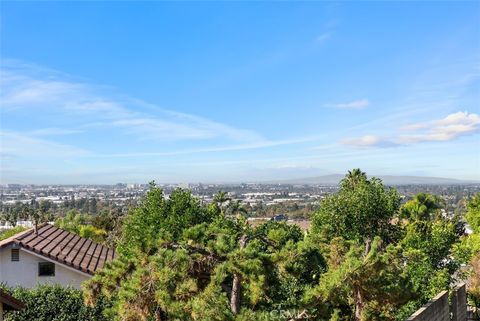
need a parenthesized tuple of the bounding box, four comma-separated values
(1, 2, 479, 184)
(1, 173, 478, 186)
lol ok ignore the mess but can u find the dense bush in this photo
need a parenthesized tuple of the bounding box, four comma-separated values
(1, 284, 111, 321)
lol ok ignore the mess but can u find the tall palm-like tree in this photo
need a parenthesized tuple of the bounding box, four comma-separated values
(342, 168, 367, 189)
(228, 200, 248, 217)
(213, 191, 231, 214)
(400, 192, 443, 221)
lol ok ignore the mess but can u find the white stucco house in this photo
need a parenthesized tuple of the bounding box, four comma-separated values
(0, 223, 115, 289)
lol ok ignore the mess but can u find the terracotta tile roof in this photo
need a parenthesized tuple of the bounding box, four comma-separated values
(0, 223, 115, 275)
(0, 289, 25, 311)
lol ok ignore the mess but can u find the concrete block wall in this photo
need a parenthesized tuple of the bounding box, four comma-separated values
(406, 283, 469, 321)
(451, 284, 467, 321)
(406, 290, 450, 321)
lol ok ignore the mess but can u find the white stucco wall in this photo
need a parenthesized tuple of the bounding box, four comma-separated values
(0, 244, 90, 289)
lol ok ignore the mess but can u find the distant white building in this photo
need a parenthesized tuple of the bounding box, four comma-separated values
(0, 221, 35, 230)
(0, 224, 115, 289)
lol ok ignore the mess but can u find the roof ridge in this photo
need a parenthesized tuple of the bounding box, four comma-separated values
(1, 223, 116, 275)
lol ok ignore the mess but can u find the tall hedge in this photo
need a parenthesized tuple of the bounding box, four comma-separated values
(1, 284, 111, 321)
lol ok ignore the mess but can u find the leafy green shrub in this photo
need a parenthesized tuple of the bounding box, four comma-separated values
(1, 284, 111, 321)
(0, 226, 26, 241)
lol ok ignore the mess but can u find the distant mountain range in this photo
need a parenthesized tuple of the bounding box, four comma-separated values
(267, 174, 479, 186)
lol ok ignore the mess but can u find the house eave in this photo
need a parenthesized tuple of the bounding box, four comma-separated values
(18, 247, 92, 277)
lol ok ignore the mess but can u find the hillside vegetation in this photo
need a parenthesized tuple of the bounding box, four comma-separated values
(3, 169, 480, 321)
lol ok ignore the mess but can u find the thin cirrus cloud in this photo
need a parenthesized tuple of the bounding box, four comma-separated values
(315, 32, 332, 44)
(341, 135, 397, 148)
(93, 135, 325, 158)
(0, 60, 264, 144)
(326, 99, 370, 110)
(1, 60, 328, 164)
(0, 131, 89, 157)
(342, 111, 480, 148)
(314, 19, 339, 45)
(29, 128, 84, 136)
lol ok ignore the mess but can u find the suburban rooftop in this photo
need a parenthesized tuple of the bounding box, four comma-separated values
(0, 224, 115, 275)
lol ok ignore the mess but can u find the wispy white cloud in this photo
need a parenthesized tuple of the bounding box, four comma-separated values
(314, 18, 339, 45)
(0, 60, 328, 165)
(399, 111, 480, 144)
(326, 99, 370, 110)
(315, 32, 332, 44)
(92, 135, 325, 158)
(29, 128, 84, 136)
(341, 135, 397, 148)
(0, 131, 89, 157)
(342, 111, 480, 148)
(0, 60, 263, 143)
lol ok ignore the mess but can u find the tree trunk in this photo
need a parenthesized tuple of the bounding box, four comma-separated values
(230, 272, 242, 314)
(230, 234, 248, 314)
(354, 239, 371, 320)
(364, 238, 371, 256)
(354, 287, 364, 321)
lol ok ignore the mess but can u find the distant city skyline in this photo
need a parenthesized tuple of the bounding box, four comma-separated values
(1, 2, 479, 184)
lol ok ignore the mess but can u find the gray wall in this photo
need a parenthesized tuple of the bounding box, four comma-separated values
(406, 284, 468, 321)
(452, 284, 467, 321)
(406, 291, 450, 321)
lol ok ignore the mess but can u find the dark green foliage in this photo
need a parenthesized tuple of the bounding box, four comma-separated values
(312, 172, 400, 243)
(466, 193, 480, 234)
(400, 192, 443, 221)
(393, 193, 464, 318)
(76, 173, 478, 321)
(308, 172, 466, 320)
(401, 218, 461, 270)
(453, 193, 480, 264)
(84, 184, 327, 320)
(1, 284, 111, 321)
(304, 237, 414, 320)
(118, 184, 217, 257)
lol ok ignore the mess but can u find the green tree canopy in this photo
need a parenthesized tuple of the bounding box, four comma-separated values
(305, 237, 413, 321)
(83, 184, 326, 321)
(466, 193, 480, 234)
(400, 192, 443, 221)
(312, 169, 400, 244)
(76, 174, 475, 321)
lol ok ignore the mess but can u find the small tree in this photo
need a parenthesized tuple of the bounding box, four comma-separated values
(213, 191, 231, 215)
(227, 200, 248, 217)
(400, 192, 443, 221)
(306, 237, 412, 321)
(312, 169, 400, 247)
(0, 206, 20, 227)
(469, 252, 480, 310)
(466, 193, 480, 234)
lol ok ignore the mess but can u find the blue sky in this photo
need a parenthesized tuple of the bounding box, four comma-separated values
(0, 2, 479, 184)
